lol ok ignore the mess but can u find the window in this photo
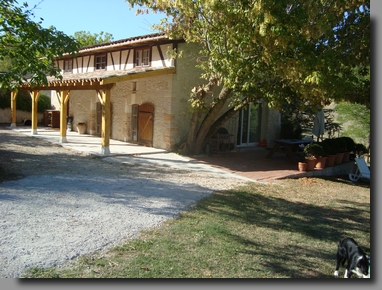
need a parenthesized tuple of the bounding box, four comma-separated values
(237, 102, 262, 146)
(64, 59, 73, 73)
(95, 54, 107, 70)
(135, 48, 150, 67)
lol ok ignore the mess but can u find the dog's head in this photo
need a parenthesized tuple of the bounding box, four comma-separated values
(355, 255, 370, 278)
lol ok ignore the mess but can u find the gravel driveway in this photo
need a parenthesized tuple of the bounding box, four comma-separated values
(0, 126, 247, 278)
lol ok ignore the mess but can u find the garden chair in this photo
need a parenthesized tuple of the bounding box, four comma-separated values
(349, 157, 370, 182)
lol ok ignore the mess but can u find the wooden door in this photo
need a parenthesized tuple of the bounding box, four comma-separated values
(138, 103, 154, 147)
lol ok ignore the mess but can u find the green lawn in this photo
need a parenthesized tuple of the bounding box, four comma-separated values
(23, 176, 370, 278)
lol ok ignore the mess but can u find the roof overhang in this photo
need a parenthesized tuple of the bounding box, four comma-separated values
(18, 67, 176, 91)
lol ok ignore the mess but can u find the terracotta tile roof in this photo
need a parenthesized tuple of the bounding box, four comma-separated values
(59, 33, 175, 57)
(79, 32, 167, 50)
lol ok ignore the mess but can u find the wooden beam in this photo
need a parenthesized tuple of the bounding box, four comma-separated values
(29, 90, 40, 135)
(110, 52, 115, 70)
(124, 49, 131, 70)
(58, 90, 71, 143)
(17, 67, 175, 91)
(10, 91, 18, 128)
(86, 56, 91, 73)
(98, 84, 114, 155)
(157, 45, 166, 67)
(96, 90, 105, 105)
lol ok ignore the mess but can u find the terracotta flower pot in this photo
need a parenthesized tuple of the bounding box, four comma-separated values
(326, 155, 336, 167)
(315, 157, 327, 169)
(306, 158, 316, 171)
(342, 151, 351, 163)
(77, 122, 87, 134)
(335, 153, 344, 165)
(298, 162, 307, 172)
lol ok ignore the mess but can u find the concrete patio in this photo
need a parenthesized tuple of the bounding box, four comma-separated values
(10, 126, 355, 182)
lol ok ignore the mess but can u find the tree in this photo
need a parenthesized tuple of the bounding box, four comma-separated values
(127, 0, 370, 155)
(0, 89, 51, 112)
(336, 101, 370, 147)
(0, 0, 79, 90)
(73, 31, 114, 47)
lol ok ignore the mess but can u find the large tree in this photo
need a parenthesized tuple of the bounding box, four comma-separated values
(73, 30, 114, 47)
(0, 0, 79, 90)
(128, 0, 369, 155)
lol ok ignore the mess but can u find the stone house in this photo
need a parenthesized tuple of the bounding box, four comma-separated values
(15, 33, 281, 154)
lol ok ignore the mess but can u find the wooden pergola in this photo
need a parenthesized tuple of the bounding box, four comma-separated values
(11, 67, 176, 155)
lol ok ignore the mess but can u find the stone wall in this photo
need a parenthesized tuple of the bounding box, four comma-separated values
(0, 109, 43, 125)
(67, 73, 174, 150)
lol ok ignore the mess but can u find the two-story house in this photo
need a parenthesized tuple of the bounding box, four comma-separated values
(13, 33, 281, 155)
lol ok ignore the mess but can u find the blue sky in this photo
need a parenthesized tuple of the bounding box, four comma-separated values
(25, 0, 166, 40)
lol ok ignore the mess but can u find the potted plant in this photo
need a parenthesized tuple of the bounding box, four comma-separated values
(341, 136, 355, 162)
(321, 139, 336, 167)
(335, 137, 347, 164)
(315, 142, 328, 169)
(303, 143, 324, 171)
(297, 154, 307, 172)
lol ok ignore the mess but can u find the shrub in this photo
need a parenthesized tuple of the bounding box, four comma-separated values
(335, 137, 347, 153)
(304, 143, 325, 158)
(341, 136, 356, 152)
(321, 139, 336, 155)
(355, 143, 369, 157)
(0, 90, 51, 112)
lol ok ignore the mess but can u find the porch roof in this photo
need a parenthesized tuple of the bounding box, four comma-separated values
(19, 66, 176, 91)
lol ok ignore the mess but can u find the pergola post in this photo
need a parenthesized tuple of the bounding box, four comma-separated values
(30, 90, 40, 135)
(58, 90, 71, 143)
(97, 85, 114, 155)
(10, 91, 18, 128)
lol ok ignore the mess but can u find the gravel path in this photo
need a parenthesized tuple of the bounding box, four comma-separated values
(0, 126, 247, 278)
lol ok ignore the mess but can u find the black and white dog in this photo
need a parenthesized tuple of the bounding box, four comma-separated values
(334, 237, 370, 278)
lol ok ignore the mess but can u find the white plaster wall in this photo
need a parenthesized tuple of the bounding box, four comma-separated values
(59, 43, 174, 76)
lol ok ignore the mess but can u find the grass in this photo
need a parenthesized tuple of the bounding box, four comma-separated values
(22, 176, 370, 278)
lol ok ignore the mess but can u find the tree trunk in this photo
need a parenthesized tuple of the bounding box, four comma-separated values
(185, 86, 232, 155)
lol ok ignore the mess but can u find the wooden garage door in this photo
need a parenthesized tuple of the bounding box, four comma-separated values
(138, 103, 154, 147)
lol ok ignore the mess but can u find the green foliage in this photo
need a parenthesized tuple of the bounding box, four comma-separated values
(340, 136, 356, 152)
(321, 139, 336, 155)
(73, 31, 114, 47)
(128, 0, 369, 106)
(0, 0, 79, 90)
(0, 90, 51, 112)
(126, 0, 369, 155)
(304, 143, 325, 158)
(336, 101, 370, 146)
(279, 119, 302, 139)
(335, 137, 347, 153)
(355, 143, 368, 157)
(318, 141, 329, 157)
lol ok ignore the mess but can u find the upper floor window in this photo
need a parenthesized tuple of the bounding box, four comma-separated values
(64, 59, 73, 73)
(95, 54, 107, 70)
(135, 48, 150, 67)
